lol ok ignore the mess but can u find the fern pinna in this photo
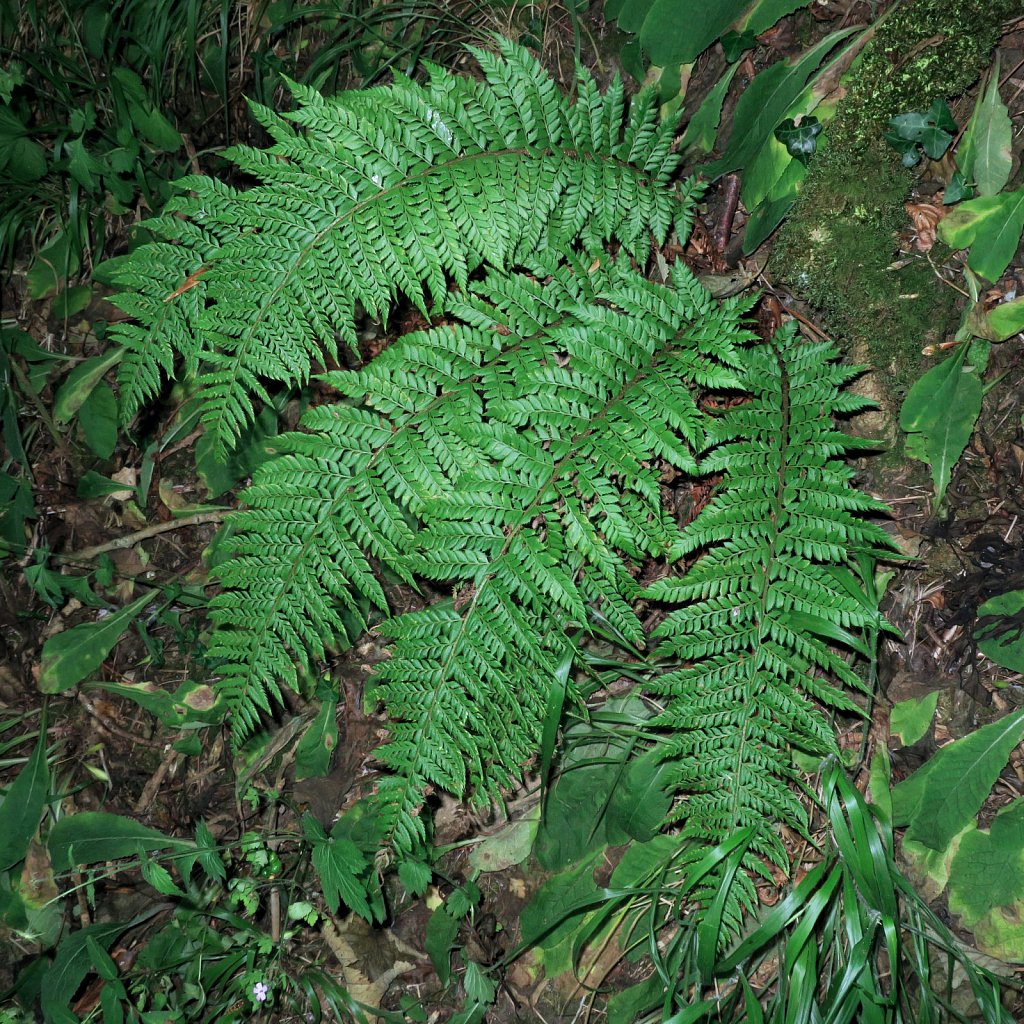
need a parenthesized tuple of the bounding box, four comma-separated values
(108, 38, 687, 454)
(645, 323, 897, 929)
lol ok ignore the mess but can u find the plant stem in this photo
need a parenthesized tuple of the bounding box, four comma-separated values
(53, 510, 231, 564)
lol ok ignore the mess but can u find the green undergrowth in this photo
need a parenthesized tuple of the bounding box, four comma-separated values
(772, 0, 1016, 412)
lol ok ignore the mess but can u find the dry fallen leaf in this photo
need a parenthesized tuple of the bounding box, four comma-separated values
(905, 198, 945, 252)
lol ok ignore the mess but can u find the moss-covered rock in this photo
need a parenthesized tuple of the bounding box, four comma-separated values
(771, 0, 1015, 430)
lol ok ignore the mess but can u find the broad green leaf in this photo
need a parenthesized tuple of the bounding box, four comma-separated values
(890, 691, 939, 747)
(294, 699, 338, 780)
(742, 179, 801, 254)
(128, 100, 183, 152)
(610, 833, 678, 886)
(975, 589, 1024, 673)
(892, 709, 1024, 852)
(0, 735, 50, 871)
(937, 186, 1024, 282)
(958, 57, 1012, 197)
(741, 134, 793, 212)
(948, 798, 1024, 960)
(608, 0, 656, 34)
(607, 973, 667, 1024)
(26, 232, 80, 300)
(49, 811, 194, 874)
(54, 349, 123, 423)
(76, 382, 118, 459)
(76, 471, 131, 498)
(40, 921, 127, 1024)
(900, 343, 982, 506)
(535, 697, 650, 869)
(739, 0, 809, 34)
(605, 747, 673, 842)
(986, 296, 1024, 342)
(705, 27, 858, 177)
(519, 851, 602, 949)
(52, 285, 93, 319)
(425, 906, 462, 984)
(468, 804, 539, 873)
(640, 0, 749, 67)
(679, 61, 739, 155)
(38, 590, 155, 693)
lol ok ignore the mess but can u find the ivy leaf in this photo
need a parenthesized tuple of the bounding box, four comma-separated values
(944, 169, 972, 205)
(774, 115, 822, 162)
(706, 27, 858, 177)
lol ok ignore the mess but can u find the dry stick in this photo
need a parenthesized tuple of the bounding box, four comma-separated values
(715, 173, 741, 255)
(53, 510, 231, 564)
(78, 692, 165, 749)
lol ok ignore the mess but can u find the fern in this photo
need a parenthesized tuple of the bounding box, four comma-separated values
(110, 36, 898, 919)
(108, 38, 690, 454)
(644, 323, 898, 930)
(210, 254, 756, 852)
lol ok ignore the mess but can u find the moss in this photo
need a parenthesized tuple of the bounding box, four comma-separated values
(771, 0, 1013, 417)
(832, 0, 1017, 151)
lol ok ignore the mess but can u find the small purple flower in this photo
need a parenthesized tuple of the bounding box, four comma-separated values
(253, 981, 269, 1003)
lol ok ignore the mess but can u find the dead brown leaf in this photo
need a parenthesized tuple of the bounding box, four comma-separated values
(905, 198, 945, 252)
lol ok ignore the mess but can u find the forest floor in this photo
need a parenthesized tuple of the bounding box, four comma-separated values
(4, 1, 1024, 1021)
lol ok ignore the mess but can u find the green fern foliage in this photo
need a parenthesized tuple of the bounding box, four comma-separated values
(108, 37, 692, 454)
(644, 323, 898, 929)
(112, 35, 900, 917)
(210, 255, 757, 851)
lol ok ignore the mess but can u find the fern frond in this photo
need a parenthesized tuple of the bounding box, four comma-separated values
(645, 323, 897, 931)
(111, 37, 687, 454)
(210, 256, 755, 855)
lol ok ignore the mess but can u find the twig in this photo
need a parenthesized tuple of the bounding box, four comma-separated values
(53, 511, 231, 564)
(135, 743, 184, 814)
(715, 174, 741, 255)
(77, 692, 165, 748)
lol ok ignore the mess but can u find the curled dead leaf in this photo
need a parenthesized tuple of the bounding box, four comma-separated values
(905, 198, 946, 252)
